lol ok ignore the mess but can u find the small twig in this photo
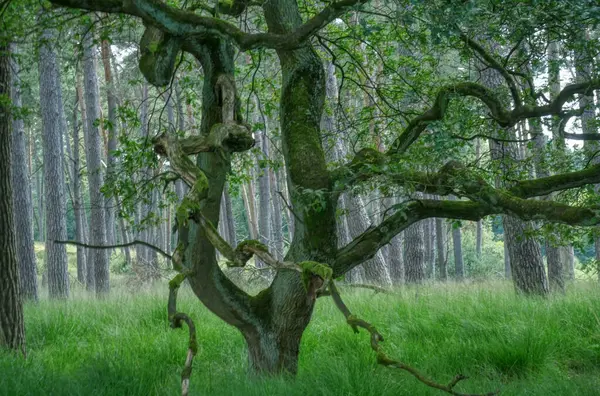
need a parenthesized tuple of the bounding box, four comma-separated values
(340, 283, 393, 294)
(276, 190, 304, 224)
(54, 239, 172, 260)
(328, 282, 498, 396)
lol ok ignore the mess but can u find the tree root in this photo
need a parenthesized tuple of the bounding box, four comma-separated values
(328, 282, 498, 396)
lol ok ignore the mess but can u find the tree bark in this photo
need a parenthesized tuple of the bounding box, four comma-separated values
(101, 39, 127, 260)
(404, 221, 425, 284)
(39, 23, 70, 299)
(256, 127, 271, 267)
(0, 42, 26, 354)
(452, 222, 464, 280)
(76, 73, 93, 289)
(10, 44, 38, 301)
(435, 218, 447, 281)
(81, 26, 109, 294)
(72, 85, 87, 285)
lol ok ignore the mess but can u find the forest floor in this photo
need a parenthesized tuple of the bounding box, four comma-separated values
(1, 257, 599, 395)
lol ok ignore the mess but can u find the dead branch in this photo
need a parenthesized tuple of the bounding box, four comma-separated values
(168, 271, 198, 396)
(328, 282, 498, 396)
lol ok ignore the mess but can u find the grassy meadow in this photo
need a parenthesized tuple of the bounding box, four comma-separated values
(1, 275, 600, 396)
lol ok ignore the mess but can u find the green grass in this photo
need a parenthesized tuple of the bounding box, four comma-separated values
(1, 281, 600, 395)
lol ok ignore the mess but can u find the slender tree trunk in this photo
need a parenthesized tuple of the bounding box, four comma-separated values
(72, 87, 87, 285)
(39, 23, 70, 299)
(223, 183, 237, 247)
(256, 127, 271, 267)
(76, 73, 93, 289)
(475, 139, 483, 259)
(452, 222, 464, 280)
(0, 43, 26, 354)
(101, 40, 127, 260)
(436, 218, 447, 281)
(81, 26, 109, 295)
(270, 168, 284, 260)
(10, 44, 38, 301)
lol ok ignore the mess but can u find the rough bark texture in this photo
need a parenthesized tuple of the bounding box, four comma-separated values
(574, 32, 600, 281)
(82, 27, 109, 294)
(39, 25, 70, 299)
(101, 40, 124, 258)
(343, 194, 392, 286)
(404, 221, 425, 284)
(76, 74, 93, 289)
(435, 218, 447, 281)
(269, 168, 284, 260)
(223, 183, 237, 247)
(10, 44, 38, 301)
(531, 119, 564, 293)
(452, 223, 464, 280)
(479, 54, 548, 295)
(256, 128, 271, 267)
(0, 43, 26, 354)
(71, 87, 87, 285)
(475, 139, 483, 258)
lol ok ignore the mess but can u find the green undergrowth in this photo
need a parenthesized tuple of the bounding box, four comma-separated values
(1, 281, 599, 395)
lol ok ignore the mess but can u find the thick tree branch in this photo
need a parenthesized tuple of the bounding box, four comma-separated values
(50, 0, 370, 51)
(460, 33, 521, 107)
(386, 79, 600, 155)
(334, 193, 600, 277)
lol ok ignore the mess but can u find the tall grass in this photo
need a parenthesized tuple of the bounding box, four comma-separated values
(1, 281, 599, 395)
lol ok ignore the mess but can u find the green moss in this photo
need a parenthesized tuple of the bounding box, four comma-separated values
(237, 240, 269, 253)
(299, 261, 333, 289)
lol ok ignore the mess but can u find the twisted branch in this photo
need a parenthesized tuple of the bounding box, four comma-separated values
(328, 282, 498, 396)
(168, 271, 198, 396)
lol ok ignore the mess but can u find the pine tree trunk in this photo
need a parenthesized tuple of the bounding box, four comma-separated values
(10, 44, 38, 301)
(82, 27, 109, 295)
(475, 139, 483, 259)
(39, 23, 70, 299)
(223, 183, 237, 247)
(404, 221, 425, 284)
(76, 74, 93, 289)
(71, 87, 87, 285)
(435, 218, 447, 281)
(0, 43, 26, 354)
(480, 56, 548, 295)
(101, 40, 127, 261)
(452, 223, 464, 280)
(256, 128, 271, 267)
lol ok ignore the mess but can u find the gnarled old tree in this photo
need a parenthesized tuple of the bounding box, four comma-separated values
(51, 0, 600, 392)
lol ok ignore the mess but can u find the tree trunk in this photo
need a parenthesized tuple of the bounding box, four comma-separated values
(39, 23, 70, 299)
(475, 139, 483, 259)
(72, 85, 87, 285)
(574, 31, 600, 281)
(81, 26, 109, 295)
(404, 221, 425, 284)
(435, 218, 447, 281)
(76, 73, 93, 289)
(256, 128, 271, 267)
(10, 44, 38, 301)
(223, 183, 237, 247)
(270, 168, 284, 260)
(480, 56, 548, 295)
(101, 39, 127, 260)
(452, 223, 464, 280)
(0, 42, 26, 354)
